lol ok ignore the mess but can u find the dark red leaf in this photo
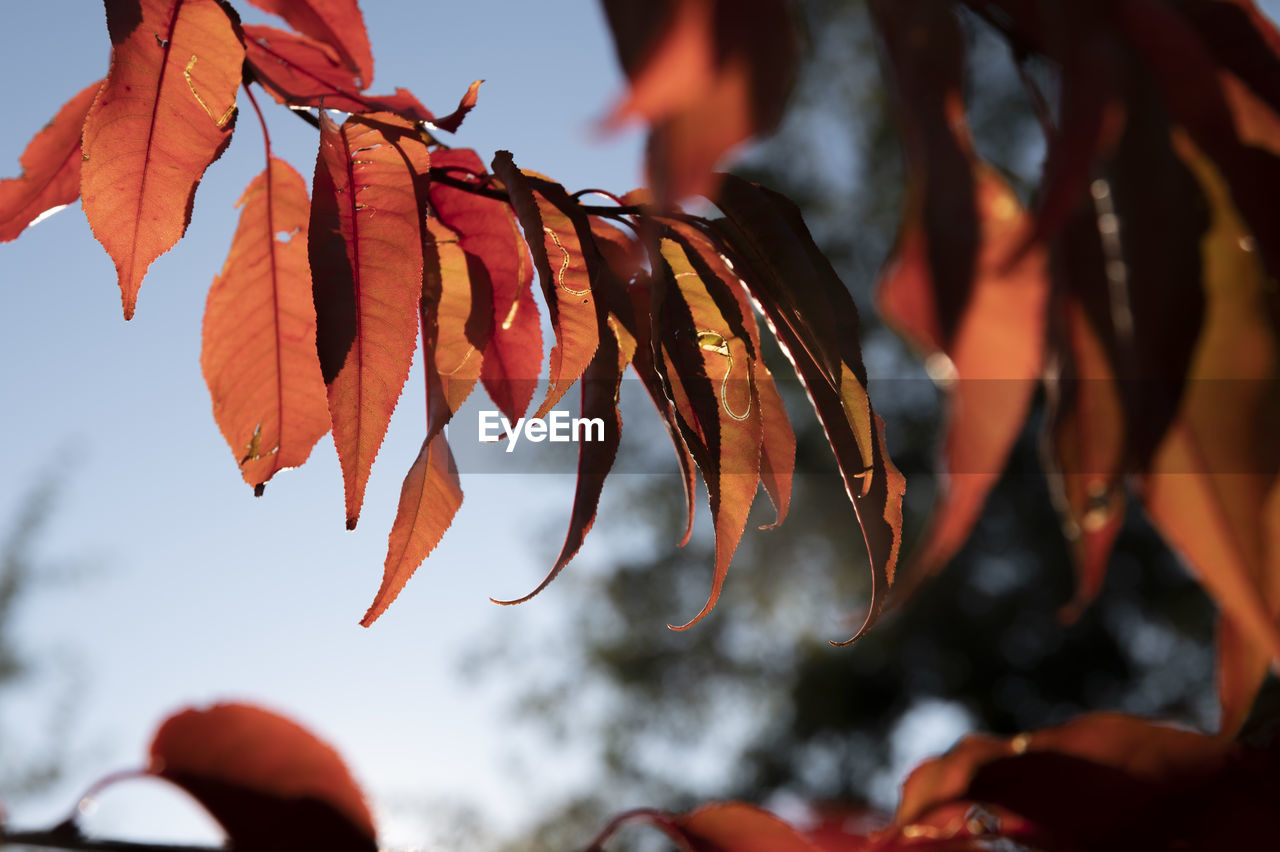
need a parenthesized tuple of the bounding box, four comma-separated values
(712, 175, 905, 645)
(429, 149, 541, 422)
(310, 113, 424, 529)
(0, 79, 100, 242)
(82, 0, 243, 319)
(148, 703, 376, 852)
(491, 151, 602, 418)
(430, 79, 482, 134)
(245, 0, 374, 87)
(201, 158, 329, 491)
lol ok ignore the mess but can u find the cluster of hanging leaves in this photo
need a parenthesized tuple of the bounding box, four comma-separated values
(0, 0, 902, 637)
(8, 703, 1273, 851)
(869, 0, 1280, 733)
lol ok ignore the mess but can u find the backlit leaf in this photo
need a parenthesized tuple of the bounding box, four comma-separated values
(201, 158, 329, 491)
(601, 0, 799, 201)
(421, 217, 487, 438)
(713, 174, 905, 645)
(0, 79, 100, 242)
(243, 25, 433, 121)
(82, 0, 243, 319)
(659, 238, 763, 630)
(245, 0, 374, 88)
(491, 151, 601, 419)
(597, 803, 823, 852)
(310, 113, 424, 529)
(148, 703, 376, 852)
(360, 433, 462, 627)
(429, 149, 541, 422)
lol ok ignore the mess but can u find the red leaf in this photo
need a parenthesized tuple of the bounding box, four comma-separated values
(0, 79, 100, 242)
(602, 803, 823, 851)
(713, 175, 905, 645)
(310, 113, 424, 529)
(659, 238, 763, 630)
(360, 433, 462, 626)
(429, 149, 541, 422)
(148, 703, 376, 852)
(493, 316, 633, 606)
(201, 158, 329, 491)
(601, 0, 799, 201)
(245, 0, 373, 88)
(491, 151, 602, 418)
(421, 217, 488, 438)
(243, 25, 436, 122)
(82, 0, 243, 319)
(430, 79, 482, 134)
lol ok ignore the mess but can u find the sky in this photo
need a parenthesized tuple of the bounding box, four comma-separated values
(0, 1, 650, 846)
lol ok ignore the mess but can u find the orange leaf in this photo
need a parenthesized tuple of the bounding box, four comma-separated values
(1142, 134, 1280, 733)
(713, 175, 904, 645)
(243, 25, 433, 121)
(201, 158, 329, 492)
(660, 238, 763, 630)
(245, 0, 374, 88)
(310, 113, 424, 529)
(148, 703, 376, 851)
(0, 79, 100, 242)
(430, 79, 483, 134)
(601, 0, 799, 201)
(491, 151, 601, 419)
(360, 433, 462, 626)
(609, 803, 823, 851)
(429, 149, 541, 422)
(422, 217, 487, 438)
(82, 0, 243, 319)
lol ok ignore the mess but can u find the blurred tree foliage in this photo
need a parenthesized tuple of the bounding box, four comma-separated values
(485, 1, 1235, 847)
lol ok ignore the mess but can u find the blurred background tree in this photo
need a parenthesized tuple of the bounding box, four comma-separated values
(478, 1, 1235, 846)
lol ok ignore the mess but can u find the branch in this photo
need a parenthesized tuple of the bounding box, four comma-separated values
(2, 822, 222, 852)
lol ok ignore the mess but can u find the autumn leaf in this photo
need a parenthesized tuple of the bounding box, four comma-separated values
(361, 433, 462, 627)
(713, 174, 904, 644)
(429, 149, 541, 422)
(658, 237, 763, 630)
(245, 0, 374, 88)
(420, 216, 488, 437)
(81, 0, 243, 319)
(148, 703, 377, 852)
(310, 113, 424, 529)
(601, 0, 799, 201)
(201, 157, 329, 492)
(243, 25, 433, 120)
(591, 803, 824, 852)
(0, 79, 100, 241)
(491, 151, 601, 419)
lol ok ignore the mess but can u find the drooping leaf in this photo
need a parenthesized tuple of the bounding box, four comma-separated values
(201, 158, 329, 491)
(360, 433, 462, 627)
(1142, 134, 1280, 733)
(666, 218, 796, 528)
(712, 174, 905, 644)
(491, 151, 601, 418)
(82, 0, 243, 319)
(429, 149, 541, 422)
(421, 217, 488, 438)
(243, 25, 433, 120)
(148, 703, 377, 852)
(310, 112, 424, 529)
(601, 0, 799, 201)
(494, 315, 633, 606)
(872, 0, 1048, 587)
(245, 0, 374, 88)
(592, 216, 700, 547)
(658, 238, 763, 630)
(0, 79, 100, 241)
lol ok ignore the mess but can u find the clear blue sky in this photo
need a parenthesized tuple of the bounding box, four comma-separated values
(0, 1, 646, 845)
